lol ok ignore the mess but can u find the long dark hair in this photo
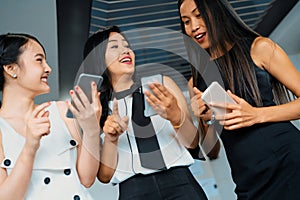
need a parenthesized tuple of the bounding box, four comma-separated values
(83, 26, 135, 127)
(178, 0, 290, 106)
(0, 33, 44, 91)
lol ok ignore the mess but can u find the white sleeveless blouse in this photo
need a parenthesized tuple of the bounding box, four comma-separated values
(106, 95, 194, 184)
(0, 102, 93, 200)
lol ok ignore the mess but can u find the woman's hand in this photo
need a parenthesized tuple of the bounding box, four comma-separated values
(143, 82, 182, 126)
(191, 87, 212, 122)
(25, 102, 51, 152)
(68, 81, 102, 133)
(103, 99, 128, 143)
(212, 90, 261, 130)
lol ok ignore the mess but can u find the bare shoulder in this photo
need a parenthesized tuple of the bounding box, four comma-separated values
(55, 101, 81, 140)
(163, 75, 185, 96)
(163, 75, 190, 89)
(55, 101, 68, 114)
(0, 130, 4, 160)
(251, 36, 277, 68)
(163, 75, 172, 83)
(54, 101, 70, 122)
(162, 75, 177, 88)
(252, 36, 276, 51)
(0, 130, 7, 184)
(0, 130, 3, 152)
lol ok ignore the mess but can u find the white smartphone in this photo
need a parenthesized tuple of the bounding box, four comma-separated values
(201, 81, 236, 115)
(141, 74, 163, 117)
(66, 73, 103, 118)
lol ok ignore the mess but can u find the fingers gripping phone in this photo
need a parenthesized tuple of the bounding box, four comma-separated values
(75, 73, 103, 103)
(141, 74, 163, 117)
(201, 81, 236, 115)
(66, 73, 103, 118)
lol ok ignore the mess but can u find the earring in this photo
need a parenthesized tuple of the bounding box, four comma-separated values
(12, 74, 17, 78)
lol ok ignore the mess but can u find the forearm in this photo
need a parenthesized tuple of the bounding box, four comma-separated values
(172, 112, 199, 148)
(97, 138, 118, 183)
(199, 121, 220, 159)
(0, 144, 36, 200)
(76, 129, 100, 188)
(258, 99, 300, 123)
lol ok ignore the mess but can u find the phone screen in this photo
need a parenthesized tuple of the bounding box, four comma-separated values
(141, 74, 163, 117)
(201, 81, 236, 115)
(66, 73, 103, 118)
(76, 73, 103, 103)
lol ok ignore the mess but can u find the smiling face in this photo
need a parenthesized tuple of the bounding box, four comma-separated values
(16, 39, 52, 96)
(105, 32, 135, 81)
(180, 0, 210, 49)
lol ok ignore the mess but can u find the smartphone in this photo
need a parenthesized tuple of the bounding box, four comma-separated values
(66, 73, 103, 118)
(75, 73, 103, 103)
(201, 81, 236, 115)
(141, 74, 163, 117)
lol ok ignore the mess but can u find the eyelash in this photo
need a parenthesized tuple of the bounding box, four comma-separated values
(183, 20, 190, 25)
(183, 14, 202, 25)
(110, 44, 130, 49)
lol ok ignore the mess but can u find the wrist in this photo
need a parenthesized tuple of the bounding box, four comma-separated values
(24, 141, 39, 157)
(104, 137, 118, 145)
(172, 110, 185, 129)
(256, 107, 266, 123)
(82, 126, 101, 137)
(205, 111, 216, 125)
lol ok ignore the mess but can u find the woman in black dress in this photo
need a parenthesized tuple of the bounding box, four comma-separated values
(178, 0, 300, 199)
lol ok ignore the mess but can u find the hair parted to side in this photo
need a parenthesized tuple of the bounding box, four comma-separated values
(0, 33, 44, 91)
(83, 26, 135, 128)
(178, 0, 291, 106)
(178, 0, 258, 57)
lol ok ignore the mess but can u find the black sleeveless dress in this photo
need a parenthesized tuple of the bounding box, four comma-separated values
(197, 37, 300, 200)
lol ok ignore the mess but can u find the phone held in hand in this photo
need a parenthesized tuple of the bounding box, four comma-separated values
(141, 74, 163, 117)
(75, 73, 103, 103)
(201, 81, 236, 115)
(66, 73, 103, 118)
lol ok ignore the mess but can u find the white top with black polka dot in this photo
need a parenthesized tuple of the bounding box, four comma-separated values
(0, 102, 93, 200)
